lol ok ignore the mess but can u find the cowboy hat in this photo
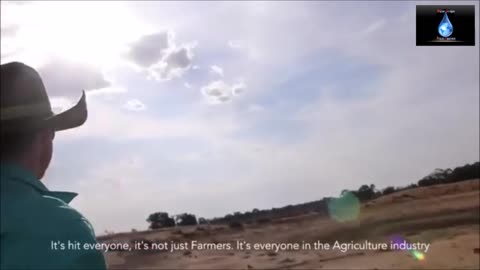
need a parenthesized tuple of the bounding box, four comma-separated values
(0, 62, 88, 134)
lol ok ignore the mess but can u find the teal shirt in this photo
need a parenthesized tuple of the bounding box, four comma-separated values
(0, 163, 107, 270)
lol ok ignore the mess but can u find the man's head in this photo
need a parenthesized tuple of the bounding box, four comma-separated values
(1, 129, 54, 179)
(0, 62, 88, 179)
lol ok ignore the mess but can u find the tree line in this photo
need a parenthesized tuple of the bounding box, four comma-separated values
(146, 161, 479, 229)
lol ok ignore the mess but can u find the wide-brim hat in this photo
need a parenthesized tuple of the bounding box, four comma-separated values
(1, 62, 88, 134)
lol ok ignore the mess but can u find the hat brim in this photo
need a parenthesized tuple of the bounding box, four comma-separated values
(1, 91, 88, 134)
(48, 91, 88, 132)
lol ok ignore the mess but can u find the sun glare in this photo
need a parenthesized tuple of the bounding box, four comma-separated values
(6, 1, 152, 68)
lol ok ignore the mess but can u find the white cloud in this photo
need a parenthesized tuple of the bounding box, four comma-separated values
(210, 65, 224, 77)
(200, 78, 247, 104)
(123, 99, 147, 111)
(232, 81, 246, 96)
(37, 58, 111, 98)
(201, 80, 248, 104)
(127, 31, 171, 68)
(201, 81, 229, 99)
(150, 45, 195, 80)
(127, 31, 196, 81)
(164, 46, 193, 69)
(184, 82, 192, 89)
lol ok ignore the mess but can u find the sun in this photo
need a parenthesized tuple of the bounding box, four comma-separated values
(4, 1, 152, 68)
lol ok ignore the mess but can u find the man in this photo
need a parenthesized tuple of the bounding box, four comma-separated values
(0, 62, 107, 269)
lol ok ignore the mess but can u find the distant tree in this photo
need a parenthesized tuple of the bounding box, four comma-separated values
(356, 184, 377, 202)
(175, 213, 197, 226)
(198, 162, 478, 227)
(406, 183, 417, 189)
(418, 162, 479, 187)
(243, 211, 253, 221)
(147, 212, 175, 229)
(198, 217, 208, 225)
(224, 214, 234, 222)
(209, 217, 221, 225)
(445, 163, 479, 183)
(382, 186, 396, 195)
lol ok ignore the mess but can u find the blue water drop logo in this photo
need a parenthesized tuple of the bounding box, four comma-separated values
(438, 12, 453, 38)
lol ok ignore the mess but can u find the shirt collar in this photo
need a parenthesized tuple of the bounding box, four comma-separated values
(1, 162, 78, 204)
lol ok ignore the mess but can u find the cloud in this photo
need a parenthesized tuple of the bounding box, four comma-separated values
(217, 96, 231, 103)
(126, 31, 196, 81)
(123, 99, 147, 111)
(201, 80, 247, 104)
(127, 31, 171, 68)
(202, 81, 228, 97)
(210, 65, 224, 77)
(164, 46, 193, 69)
(148, 45, 195, 80)
(232, 82, 246, 96)
(37, 58, 110, 98)
(184, 82, 192, 89)
(201, 81, 230, 104)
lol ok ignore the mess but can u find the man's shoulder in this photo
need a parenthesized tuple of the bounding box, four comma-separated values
(1, 185, 106, 269)
(2, 184, 96, 239)
(42, 194, 97, 236)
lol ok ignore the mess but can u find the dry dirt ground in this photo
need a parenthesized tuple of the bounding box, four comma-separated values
(99, 179, 480, 269)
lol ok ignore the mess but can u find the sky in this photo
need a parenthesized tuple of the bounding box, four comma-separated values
(1, 1, 479, 234)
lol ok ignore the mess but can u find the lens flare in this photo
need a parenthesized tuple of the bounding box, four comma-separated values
(389, 235, 427, 261)
(412, 250, 425, 261)
(327, 191, 360, 222)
